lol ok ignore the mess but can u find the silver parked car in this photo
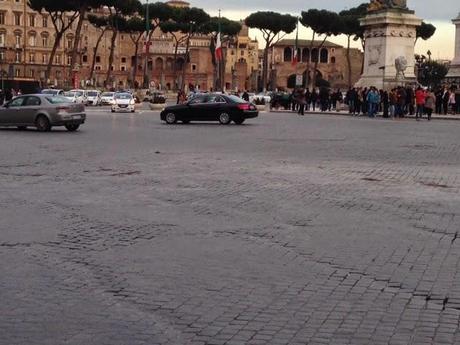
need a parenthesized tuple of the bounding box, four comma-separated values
(0, 94, 86, 132)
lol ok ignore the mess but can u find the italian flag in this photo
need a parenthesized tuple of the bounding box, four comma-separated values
(292, 19, 299, 66)
(215, 32, 223, 61)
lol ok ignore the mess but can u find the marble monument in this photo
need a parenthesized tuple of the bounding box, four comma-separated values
(355, 0, 422, 89)
(445, 13, 460, 84)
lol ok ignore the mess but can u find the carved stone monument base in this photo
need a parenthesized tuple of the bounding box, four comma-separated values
(355, 9, 422, 90)
(445, 14, 460, 84)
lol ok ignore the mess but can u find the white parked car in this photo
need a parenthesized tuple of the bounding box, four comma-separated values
(250, 93, 271, 104)
(86, 90, 101, 106)
(111, 92, 135, 113)
(63, 91, 86, 104)
(41, 89, 64, 96)
(100, 92, 116, 105)
(69, 89, 88, 104)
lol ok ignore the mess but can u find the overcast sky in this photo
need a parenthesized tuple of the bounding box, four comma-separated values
(185, 0, 460, 59)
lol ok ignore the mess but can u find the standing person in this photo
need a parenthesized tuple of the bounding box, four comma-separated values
(319, 87, 329, 112)
(442, 87, 450, 115)
(381, 89, 389, 118)
(367, 87, 379, 118)
(415, 86, 426, 121)
(448, 88, 456, 114)
(389, 88, 397, 118)
(406, 86, 414, 115)
(424, 89, 435, 121)
(334, 89, 342, 112)
(0, 89, 4, 105)
(297, 89, 306, 116)
(5, 88, 13, 102)
(356, 88, 363, 116)
(435, 89, 443, 114)
(290, 89, 297, 111)
(242, 90, 249, 102)
(361, 87, 368, 116)
(305, 88, 311, 111)
(310, 88, 318, 111)
(397, 87, 406, 118)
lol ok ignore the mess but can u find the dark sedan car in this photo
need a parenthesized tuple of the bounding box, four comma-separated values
(160, 94, 258, 125)
(0, 94, 86, 132)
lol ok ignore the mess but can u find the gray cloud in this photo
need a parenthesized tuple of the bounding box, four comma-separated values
(186, 0, 459, 21)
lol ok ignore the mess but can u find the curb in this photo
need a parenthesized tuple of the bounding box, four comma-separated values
(270, 110, 460, 121)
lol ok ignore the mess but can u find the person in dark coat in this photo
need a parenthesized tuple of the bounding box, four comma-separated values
(435, 89, 443, 114)
(0, 89, 4, 105)
(5, 89, 13, 102)
(242, 91, 249, 102)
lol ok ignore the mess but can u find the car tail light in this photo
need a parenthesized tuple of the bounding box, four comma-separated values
(238, 103, 250, 110)
(57, 106, 70, 113)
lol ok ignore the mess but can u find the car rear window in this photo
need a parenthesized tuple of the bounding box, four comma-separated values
(87, 92, 98, 96)
(227, 95, 247, 104)
(45, 96, 70, 104)
(42, 90, 59, 95)
(115, 93, 131, 99)
(102, 93, 114, 97)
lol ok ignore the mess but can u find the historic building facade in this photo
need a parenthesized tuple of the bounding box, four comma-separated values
(267, 39, 363, 90)
(0, 0, 259, 91)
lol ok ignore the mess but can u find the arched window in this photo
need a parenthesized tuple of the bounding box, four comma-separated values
(311, 48, 318, 63)
(320, 48, 328, 63)
(283, 47, 292, 62)
(166, 57, 173, 71)
(155, 57, 163, 71)
(331, 56, 336, 64)
(302, 48, 309, 63)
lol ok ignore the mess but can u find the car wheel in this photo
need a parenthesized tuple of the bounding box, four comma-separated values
(131, 110, 135, 113)
(17, 126, 27, 130)
(65, 124, 80, 132)
(35, 115, 51, 132)
(234, 118, 245, 125)
(165, 112, 177, 124)
(111, 109, 115, 113)
(182, 120, 190, 124)
(219, 112, 231, 125)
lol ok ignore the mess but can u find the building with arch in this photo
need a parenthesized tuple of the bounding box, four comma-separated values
(0, 0, 259, 91)
(266, 39, 363, 90)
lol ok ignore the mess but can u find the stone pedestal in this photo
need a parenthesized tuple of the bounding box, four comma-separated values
(355, 9, 422, 90)
(446, 13, 460, 83)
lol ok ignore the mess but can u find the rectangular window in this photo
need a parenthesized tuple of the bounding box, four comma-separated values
(67, 39, 72, 49)
(15, 35, 21, 46)
(55, 54, 61, 64)
(95, 56, 100, 63)
(42, 54, 48, 64)
(0, 51, 5, 62)
(15, 69, 20, 77)
(15, 52, 21, 63)
(82, 55, 88, 63)
(67, 55, 71, 65)
(29, 53, 35, 63)
(0, 12, 5, 25)
(14, 13, 21, 26)
(29, 69, 34, 78)
(0, 33, 5, 47)
(42, 36, 48, 47)
(121, 57, 126, 63)
(42, 16, 47, 27)
(29, 14, 35, 27)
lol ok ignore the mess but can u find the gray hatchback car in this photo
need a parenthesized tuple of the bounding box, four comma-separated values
(0, 94, 86, 132)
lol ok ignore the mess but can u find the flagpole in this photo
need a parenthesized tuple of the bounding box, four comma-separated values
(218, 9, 222, 92)
(143, 0, 150, 89)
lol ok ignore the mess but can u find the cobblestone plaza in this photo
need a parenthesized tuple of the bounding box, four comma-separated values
(1, 111, 460, 344)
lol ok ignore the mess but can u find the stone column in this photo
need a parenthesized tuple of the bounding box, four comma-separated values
(355, 9, 422, 90)
(446, 13, 460, 82)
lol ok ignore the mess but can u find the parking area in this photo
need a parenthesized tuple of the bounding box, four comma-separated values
(1, 109, 460, 345)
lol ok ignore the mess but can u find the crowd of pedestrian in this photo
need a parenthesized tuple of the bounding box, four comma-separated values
(290, 84, 460, 120)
